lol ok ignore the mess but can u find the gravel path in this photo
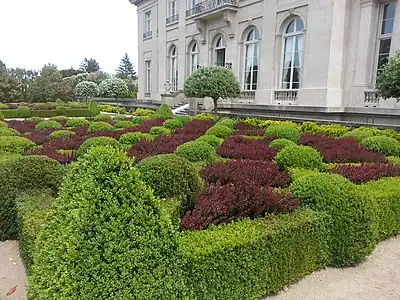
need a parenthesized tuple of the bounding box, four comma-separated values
(1, 237, 400, 300)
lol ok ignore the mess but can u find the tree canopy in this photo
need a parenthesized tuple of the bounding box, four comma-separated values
(79, 58, 100, 73)
(116, 53, 137, 81)
(377, 51, 400, 100)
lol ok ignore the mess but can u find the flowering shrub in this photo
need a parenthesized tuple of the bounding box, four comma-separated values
(98, 78, 128, 98)
(217, 135, 277, 161)
(202, 160, 290, 188)
(180, 182, 299, 230)
(330, 163, 400, 183)
(75, 81, 98, 99)
(300, 134, 384, 163)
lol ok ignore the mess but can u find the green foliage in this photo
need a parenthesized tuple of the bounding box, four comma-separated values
(77, 137, 120, 157)
(0, 103, 8, 109)
(0, 127, 19, 136)
(269, 138, 296, 149)
(275, 145, 323, 170)
(301, 122, 350, 137)
(176, 141, 217, 163)
(0, 120, 8, 127)
(342, 127, 380, 143)
(98, 78, 129, 98)
(206, 125, 233, 139)
(137, 154, 203, 213)
(49, 130, 75, 140)
(217, 118, 237, 128)
(0, 74, 25, 103)
(243, 117, 264, 128)
(266, 124, 301, 142)
(150, 126, 171, 136)
(261, 120, 299, 130)
(132, 116, 152, 125)
(0, 156, 63, 240)
(16, 106, 31, 118)
(376, 51, 400, 99)
(88, 121, 113, 132)
(88, 101, 101, 116)
(180, 209, 329, 300)
(291, 172, 375, 266)
(65, 118, 90, 127)
(116, 53, 137, 81)
(35, 120, 63, 131)
(16, 190, 55, 272)
(119, 132, 152, 145)
(164, 118, 183, 130)
(113, 115, 131, 121)
(114, 120, 133, 129)
(75, 81, 98, 99)
(79, 58, 100, 73)
(0, 136, 34, 154)
(175, 115, 192, 124)
(49, 116, 69, 122)
(155, 104, 174, 118)
(55, 105, 68, 116)
(387, 156, 400, 165)
(134, 108, 155, 116)
(99, 104, 128, 115)
(361, 136, 400, 156)
(27, 116, 45, 122)
(193, 113, 214, 120)
(94, 114, 112, 121)
(0, 111, 4, 120)
(196, 135, 223, 148)
(28, 147, 186, 300)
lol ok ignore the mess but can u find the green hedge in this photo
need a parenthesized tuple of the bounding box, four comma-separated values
(269, 138, 296, 149)
(176, 141, 217, 163)
(196, 135, 223, 148)
(119, 132, 152, 145)
(28, 146, 186, 300)
(35, 120, 63, 131)
(164, 118, 184, 130)
(49, 130, 75, 140)
(114, 120, 133, 129)
(0, 136, 34, 154)
(217, 118, 237, 129)
(205, 125, 233, 139)
(180, 209, 329, 300)
(150, 126, 171, 136)
(275, 145, 323, 170)
(155, 104, 174, 118)
(266, 124, 300, 142)
(361, 136, 400, 156)
(0, 127, 19, 136)
(77, 137, 120, 157)
(65, 118, 90, 127)
(88, 121, 113, 132)
(1, 109, 93, 119)
(94, 114, 112, 121)
(290, 172, 375, 266)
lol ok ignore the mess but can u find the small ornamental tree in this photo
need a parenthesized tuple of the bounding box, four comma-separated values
(184, 66, 240, 117)
(74, 81, 98, 102)
(377, 51, 400, 101)
(98, 78, 128, 100)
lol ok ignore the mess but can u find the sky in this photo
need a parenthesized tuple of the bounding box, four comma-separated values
(0, 0, 138, 74)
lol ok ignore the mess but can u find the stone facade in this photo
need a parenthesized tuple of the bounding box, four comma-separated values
(130, 0, 400, 109)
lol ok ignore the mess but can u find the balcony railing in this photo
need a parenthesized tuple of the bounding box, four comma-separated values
(143, 31, 152, 39)
(166, 14, 179, 24)
(364, 90, 379, 104)
(239, 91, 256, 101)
(186, 0, 238, 18)
(274, 90, 298, 104)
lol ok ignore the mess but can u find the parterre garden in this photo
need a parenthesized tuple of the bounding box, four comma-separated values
(1, 103, 400, 300)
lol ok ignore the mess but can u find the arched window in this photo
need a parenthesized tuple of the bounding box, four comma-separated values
(214, 36, 226, 67)
(189, 41, 199, 74)
(243, 27, 260, 91)
(281, 18, 304, 89)
(169, 45, 178, 91)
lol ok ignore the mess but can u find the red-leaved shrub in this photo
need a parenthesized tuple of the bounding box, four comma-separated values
(300, 134, 384, 163)
(203, 160, 290, 188)
(180, 182, 299, 230)
(175, 120, 214, 137)
(7, 120, 37, 133)
(24, 129, 55, 144)
(329, 163, 400, 183)
(234, 123, 264, 136)
(217, 135, 277, 161)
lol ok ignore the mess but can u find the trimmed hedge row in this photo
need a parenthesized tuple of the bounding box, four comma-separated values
(1, 109, 96, 119)
(179, 209, 329, 300)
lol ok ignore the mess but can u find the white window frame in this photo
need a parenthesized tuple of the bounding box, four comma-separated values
(189, 42, 199, 74)
(242, 27, 260, 91)
(169, 45, 178, 91)
(373, 2, 397, 85)
(280, 17, 304, 90)
(145, 60, 151, 94)
(169, 0, 177, 17)
(214, 36, 226, 67)
(144, 10, 152, 34)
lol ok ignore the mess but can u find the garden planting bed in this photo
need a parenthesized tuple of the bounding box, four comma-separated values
(0, 108, 400, 299)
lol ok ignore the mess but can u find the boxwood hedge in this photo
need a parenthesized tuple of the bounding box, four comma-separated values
(0, 136, 34, 154)
(176, 141, 217, 163)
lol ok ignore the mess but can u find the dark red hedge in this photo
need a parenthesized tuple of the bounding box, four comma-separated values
(329, 163, 400, 183)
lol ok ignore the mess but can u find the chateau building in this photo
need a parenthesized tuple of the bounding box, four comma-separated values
(130, 0, 400, 108)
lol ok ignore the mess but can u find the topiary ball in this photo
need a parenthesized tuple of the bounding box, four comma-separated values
(164, 119, 184, 130)
(149, 126, 171, 136)
(361, 136, 400, 157)
(275, 145, 322, 170)
(217, 118, 237, 129)
(88, 121, 113, 132)
(0, 112, 4, 121)
(206, 125, 233, 139)
(35, 120, 63, 131)
(0, 136, 34, 154)
(266, 124, 300, 142)
(94, 114, 112, 121)
(269, 138, 296, 149)
(114, 120, 133, 129)
(0, 127, 19, 137)
(77, 137, 120, 157)
(155, 104, 174, 118)
(49, 130, 75, 140)
(137, 154, 203, 212)
(65, 118, 90, 128)
(119, 132, 152, 145)
(176, 141, 217, 163)
(196, 135, 223, 148)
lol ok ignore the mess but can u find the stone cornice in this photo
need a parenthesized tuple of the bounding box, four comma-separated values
(129, 0, 146, 5)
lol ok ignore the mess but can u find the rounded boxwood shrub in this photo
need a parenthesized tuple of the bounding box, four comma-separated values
(164, 118, 183, 130)
(0, 120, 8, 127)
(35, 120, 63, 131)
(94, 114, 112, 121)
(88, 121, 113, 132)
(193, 113, 214, 120)
(361, 136, 400, 157)
(342, 127, 379, 143)
(266, 124, 301, 142)
(275, 145, 323, 170)
(0, 127, 19, 136)
(119, 132, 152, 145)
(16, 106, 31, 118)
(77, 137, 120, 157)
(27, 117, 45, 122)
(0, 155, 64, 240)
(269, 138, 296, 149)
(150, 126, 171, 136)
(134, 108, 155, 116)
(196, 135, 222, 148)
(50, 116, 69, 122)
(28, 147, 186, 299)
(217, 118, 236, 128)
(132, 116, 152, 125)
(0, 136, 34, 154)
(65, 118, 90, 127)
(114, 120, 133, 129)
(0, 112, 4, 121)
(175, 115, 192, 124)
(291, 172, 375, 266)
(387, 156, 400, 165)
(155, 104, 174, 118)
(137, 154, 203, 212)
(49, 130, 75, 140)
(206, 125, 233, 139)
(176, 141, 217, 163)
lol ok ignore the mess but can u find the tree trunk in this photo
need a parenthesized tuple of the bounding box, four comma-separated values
(213, 98, 218, 120)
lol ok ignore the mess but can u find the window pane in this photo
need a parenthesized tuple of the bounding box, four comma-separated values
(294, 52, 302, 67)
(295, 35, 303, 52)
(296, 19, 304, 31)
(292, 82, 299, 89)
(216, 49, 225, 66)
(284, 36, 294, 53)
(252, 70, 258, 86)
(282, 68, 291, 83)
(379, 38, 392, 54)
(282, 82, 290, 89)
(377, 54, 389, 70)
(283, 52, 292, 68)
(383, 3, 396, 20)
(292, 67, 301, 83)
(286, 20, 295, 33)
(381, 19, 394, 34)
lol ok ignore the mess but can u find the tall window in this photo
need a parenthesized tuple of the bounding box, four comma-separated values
(169, 45, 178, 91)
(169, 0, 177, 16)
(144, 10, 152, 34)
(281, 18, 304, 89)
(189, 42, 199, 74)
(376, 3, 396, 78)
(243, 27, 260, 91)
(215, 36, 226, 67)
(145, 60, 151, 94)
